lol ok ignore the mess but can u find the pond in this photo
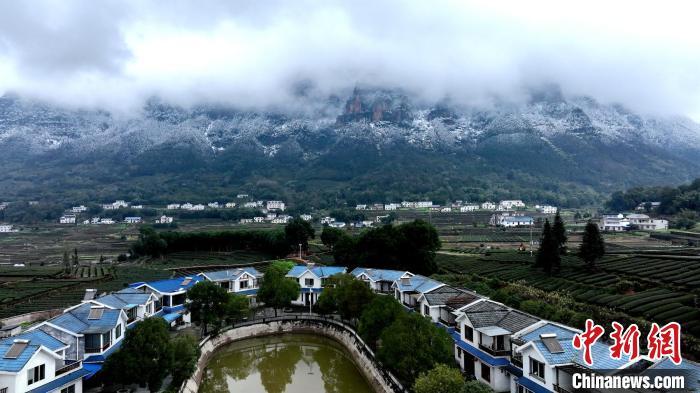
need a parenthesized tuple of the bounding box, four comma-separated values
(200, 333, 376, 393)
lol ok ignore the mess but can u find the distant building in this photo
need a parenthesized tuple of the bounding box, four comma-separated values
(355, 204, 367, 210)
(481, 202, 496, 210)
(636, 201, 661, 211)
(190, 204, 205, 211)
(71, 205, 88, 213)
(300, 214, 313, 221)
(440, 207, 452, 213)
(329, 222, 346, 228)
(272, 215, 292, 224)
(599, 214, 629, 232)
(225, 202, 237, 208)
(266, 200, 286, 211)
(498, 200, 525, 210)
(167, 203, 181, 209)
(369, 203, 385, 211)
(0, 224, 14, 233)
(236, 194, 249, 199)
(253, 217, 265, 223)
(124, 217, 142, 224)
(491, 213, 533, 227)
(401, 201, 433, 209)
(625, 213, 668, 231)
(537, 205, 558, 214)
(320, 217, 336, 225)
(132, 204, 143, 209)
(243, 202, 258, 209)
(155, 215, 173, 224)
(460, 204, 479, 212)
(384, 203, 400, 210)
(207, 202, 220, 208)
(59, 215, 76, 224)
(239, 218, 253, 224)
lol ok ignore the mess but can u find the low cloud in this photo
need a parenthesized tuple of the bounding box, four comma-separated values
(0, 0, 699, 117)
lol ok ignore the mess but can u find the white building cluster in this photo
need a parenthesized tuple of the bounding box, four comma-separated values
(599, 213, 668, 232)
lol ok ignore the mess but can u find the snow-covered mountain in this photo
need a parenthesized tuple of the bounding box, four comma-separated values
(0, 86, 698, 206)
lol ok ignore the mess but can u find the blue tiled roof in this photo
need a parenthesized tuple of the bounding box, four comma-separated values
(12, 330, 66, 351)
(161, 312, 183, 324)
(48, 303, 122, 334)
(287, 265, 346, 278)
(201, 267, 262, 281)
(649, 358, 700, 388)
(515, 376, 552, 393)
(301, 287, 324, 293)
(451, 331, 509, 367)
(237, 288, 258, 296)
(130, 275, 204, 294)
(520, 323, 631, 369)
(94, 289, 152, 310)
(350, 267, 406, 282)
(395, 274, 443, 294)
(26, 367, 91, 393)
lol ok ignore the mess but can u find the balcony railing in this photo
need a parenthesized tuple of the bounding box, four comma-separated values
(55, 361, 81, 376)
(511, 356, 523, 368)
(85, 342, 111, 354)
(554, 384, 574, 393)
(478, 343, 511, 357)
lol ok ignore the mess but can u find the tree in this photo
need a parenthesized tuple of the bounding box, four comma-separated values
(131, 226, 168, 258)
(413, 364, 465, 393)
(579, 222, 605, 269)
(462, 380, 495, 393)
(552, 211, 567, 255)
(186, 281, 230, 335)
(169, 335, 201, 389)
(62, 250, 70, 274)
(284, 217, 315, 252)
(377, 313, 454, 386)
(102, 318, 172, 392)
(358, 295, 404, 349)
(257, 264, 300, 316)
(71, 248, 79, 267)
(314, 274, 374, 320)
(535, 219, 560, 274)
(225, 293, 251, 324)
(320, 226, 345, 250)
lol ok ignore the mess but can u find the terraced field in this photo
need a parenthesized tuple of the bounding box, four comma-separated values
(437, 252, 700, 337)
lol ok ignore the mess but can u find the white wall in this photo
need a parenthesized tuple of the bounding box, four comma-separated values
(8, 349, 57, 393)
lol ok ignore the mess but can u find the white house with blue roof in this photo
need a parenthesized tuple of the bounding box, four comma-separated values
(0, 330, 88, 393)
(511, 321, 638, 393)
(70, 288, 158, 328)
(32, 303, 127, 368)
(392, 272, 444, 310)
(198, 268, 263, 304)
(350, 268, 407, 294)
(286, 265, 347, 307)
(129, 276, 204, 327)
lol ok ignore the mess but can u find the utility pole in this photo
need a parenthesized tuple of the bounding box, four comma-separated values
(299, 243, 302, 259)
(529, 222, 533, 256)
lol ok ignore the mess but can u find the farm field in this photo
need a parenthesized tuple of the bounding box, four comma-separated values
(436, 251, 700, 337)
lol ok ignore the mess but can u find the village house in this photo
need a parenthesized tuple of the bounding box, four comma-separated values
(392, 272, 444, 310)
(635, 201, 661, 211)
(369, 203, 384, 211)
(599, 214, 629, 232)
(491, 214, 533, 227)
(32, 303, 128, 368)
(123, 217, 142, 224)
(329, 221, 346, 228)
(166, 203, 180, 210)
(440, 207, 452, 213)
(350, 268, 407, 294)
(59, 215, 76, 224)
(417, 285, 481, 326)
(180, 203, 193, 210)
(355, 204, 367, 210)
(384, 203, 400, 210)
(0, 330, 89, 393)
(460, 204, 479, 212)
(300, 214, 313, 221)
(626, 213, 669, 231)
(499, 200, 526, 210)
(73, 288, 158, 328)
(271, 215, 292, 224)
(198, 268, 263, 305)
(99, 219, 115, 225)
(207, 202, 219, 209)
(453, 299, 540, 392)
(131, 205, 143, 210)
(225, 202, 236, 208)
(243, 202, 258, 209)
(236, 193, 249, 199)
(239, 218, 253, 224)
(266, 200, 286, 211)
(129, 276, 204, 328)
(155, 215, 173, 224)
(320, 217, 336, 225)
(71, 205, 88, 213)
(481, 202, 497, 210)
(253, 216, 265, 223)
(190, 204, 205, 211)
(286, 265, 347, 307)
(103, 200, 129, 210)
(0, 224, 15, 233)
(401, 201, 433, 209)
(536, 205, 558, 214)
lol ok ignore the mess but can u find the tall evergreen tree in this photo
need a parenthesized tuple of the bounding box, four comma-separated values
(579, 222, 605, 269)
(552, 211, 568, 255)
(536, 220, 560, 274)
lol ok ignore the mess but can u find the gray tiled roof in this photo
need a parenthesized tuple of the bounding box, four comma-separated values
(463, 300, 540, 333)
(423, 285, 481, 308)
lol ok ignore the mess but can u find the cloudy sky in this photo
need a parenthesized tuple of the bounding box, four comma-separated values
(0, 0, 699, 118)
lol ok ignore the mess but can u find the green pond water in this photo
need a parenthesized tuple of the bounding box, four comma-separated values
(200, 333, 375, 393)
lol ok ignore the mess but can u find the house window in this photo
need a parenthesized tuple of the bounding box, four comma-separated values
(27, 364, 45, 385)
(480, 363, 490, 382)
(61, 385, 76, 393)
(240, 280, 249, 289)
(85, 334, 101, 353)
(423, 305, 429, 316)
(115, 323, 122, 339)
(495, 335, 505, 350)
(517, 384, 533, 393)
(530, 358, 545, 380)
(304, 278, 314, 287)
(102, 331, 111, 349)
(463, 325, 474, 342)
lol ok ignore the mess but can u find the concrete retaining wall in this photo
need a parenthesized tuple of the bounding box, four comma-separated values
(181, 316, 404, 393)
(0, 308, 63, 328)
